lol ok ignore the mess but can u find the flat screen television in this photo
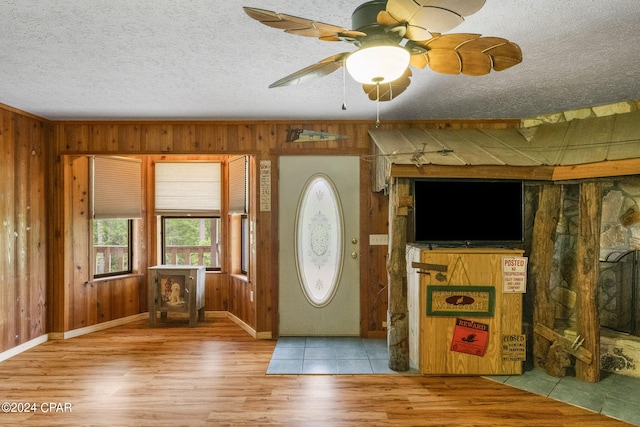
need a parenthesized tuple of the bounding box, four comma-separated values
(413, 179, 524, 245)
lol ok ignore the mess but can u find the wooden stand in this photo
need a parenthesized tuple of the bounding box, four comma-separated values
(148, 265, 206, 327)
(408, 247, 524, 375)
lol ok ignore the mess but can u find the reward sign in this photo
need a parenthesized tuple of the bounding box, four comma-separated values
(502, 256, 527, 293)
(451, 318, 489, 357)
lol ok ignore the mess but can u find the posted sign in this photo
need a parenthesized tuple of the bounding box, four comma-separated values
(502, 256, 527, 293)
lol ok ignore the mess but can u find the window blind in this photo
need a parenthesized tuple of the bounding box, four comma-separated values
(229, 156, 248, 214)
(155, 162, 221, 215)
(92, 156, 142, 219)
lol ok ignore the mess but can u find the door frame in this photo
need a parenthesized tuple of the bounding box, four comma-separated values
(277, 155, 361, 336)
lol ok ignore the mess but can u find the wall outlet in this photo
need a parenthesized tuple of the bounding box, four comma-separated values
(382, 321, 388, 328)
(369, 234, 389, 245)
(250, 290, 254, 302)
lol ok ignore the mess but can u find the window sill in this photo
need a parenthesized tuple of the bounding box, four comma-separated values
(91, 273, 144, 284)
(230, 273, 250, 283)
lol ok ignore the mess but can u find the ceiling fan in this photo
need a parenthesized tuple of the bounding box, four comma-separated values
(243, 0, 522, 102)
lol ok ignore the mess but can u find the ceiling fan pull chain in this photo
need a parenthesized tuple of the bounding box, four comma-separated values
(342, 64, 347, 110)
(375, 82, 381, 128)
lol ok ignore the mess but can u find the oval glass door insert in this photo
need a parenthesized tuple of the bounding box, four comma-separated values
(295, 174, 344, 307)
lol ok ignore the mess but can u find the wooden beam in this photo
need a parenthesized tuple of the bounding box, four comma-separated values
(390, 164, 555, 181)
(530, 184, 562, 368)
(552, 158, 640, 181)
(411, 262, 448, 272)
(388, 159, 640, 182)
(533, 322, 593, 365)
(387, 178, 410, 371)
(575, 181, 602, 383)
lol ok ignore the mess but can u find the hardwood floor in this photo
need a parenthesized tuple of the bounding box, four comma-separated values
(0, 316, 632, 426)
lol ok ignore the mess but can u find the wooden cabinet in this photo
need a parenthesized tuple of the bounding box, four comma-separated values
(408, 247, 524, 375)
(148, 265, 206, 327)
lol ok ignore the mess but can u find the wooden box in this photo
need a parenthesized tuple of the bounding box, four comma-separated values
(148, 265, 206, 327)
(408, 247, 524, 375)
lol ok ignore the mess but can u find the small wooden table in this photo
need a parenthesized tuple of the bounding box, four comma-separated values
(148, 265, 205, 327)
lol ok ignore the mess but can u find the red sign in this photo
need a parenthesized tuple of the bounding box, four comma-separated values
(450, 318, 489, 357)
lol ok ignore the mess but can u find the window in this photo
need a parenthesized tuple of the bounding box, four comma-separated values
(241, 216, 249, 274)
(155, 162, 222, 271)
(155, 162, 221, 215)
(229, 156, 249, 275)
(161, 217, 221, 270)
(91, 156, 141, 278)
(93, 219, 132, 277)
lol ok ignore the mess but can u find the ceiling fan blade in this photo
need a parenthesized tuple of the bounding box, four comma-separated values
(380, 0, 486, 40)
(416, 33, 482, 49)
(421, 49, 462, 74)
(243, 7, 365, 42)
(409, 33, 521, 75)
(490, 48, 522, 71)
(268, 53, 348, 88)
(362, 68, 413, 102)
(456, 51, 492, 76)
(464, 39, 523, 71)
(457, 36, 523, 73)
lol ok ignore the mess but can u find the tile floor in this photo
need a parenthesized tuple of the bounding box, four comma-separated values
(266, 336, 421, 375)
(267, 336, 640, 426)
(488, 368, 640, 426)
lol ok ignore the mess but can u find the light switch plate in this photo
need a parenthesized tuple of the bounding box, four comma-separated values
(369, 234, 389, 245)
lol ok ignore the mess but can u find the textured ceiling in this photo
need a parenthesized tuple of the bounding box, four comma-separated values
(1, 0, 639, 121)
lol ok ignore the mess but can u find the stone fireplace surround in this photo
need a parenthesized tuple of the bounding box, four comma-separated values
(551, 179, 640, 378)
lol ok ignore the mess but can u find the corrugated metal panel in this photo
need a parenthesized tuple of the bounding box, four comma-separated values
(521, 122, 570, 165)
(368, 129, 464, 166)
(608, 112, 640, 161)
(558, 115, 613, 165)
(369, 111, 640, 169)
(369, 128, 537, 166)
(422, 129, 506, 165)
(479, 129, 547, 165)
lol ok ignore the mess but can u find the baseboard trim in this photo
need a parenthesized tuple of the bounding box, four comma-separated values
(226, 312, 258, 338)
(0, 334, 49, 363)
(2, 311, 271, 363)
(204, 311, 228, 318)
(49, 313, 148, 340)
(225, 312, 272, 339)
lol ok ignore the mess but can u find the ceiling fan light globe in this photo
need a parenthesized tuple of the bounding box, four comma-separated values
(346, 45, 410, 84)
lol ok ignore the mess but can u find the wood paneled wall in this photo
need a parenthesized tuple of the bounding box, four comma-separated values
(0, 106, 49, 353)
(0, 103, 518, 355)
(50, 119, 518, 339)
(60, 156, 145, 331)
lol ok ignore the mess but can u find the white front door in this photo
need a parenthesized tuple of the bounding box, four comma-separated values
(278, 156, 360, 336)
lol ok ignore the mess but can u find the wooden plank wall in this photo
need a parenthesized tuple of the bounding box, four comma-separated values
(61, 156, 144, 330)
(0, 106, 48, 353)
(418, 248, 524, 375)
(47, 119, 518, 339)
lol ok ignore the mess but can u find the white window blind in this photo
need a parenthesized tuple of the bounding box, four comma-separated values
(155, 162, 221, 215)
(229, 156, 248, 214)
(92, 156, 142, 219)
